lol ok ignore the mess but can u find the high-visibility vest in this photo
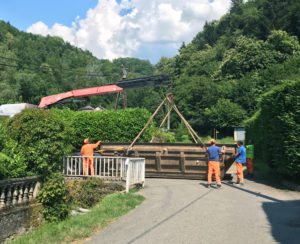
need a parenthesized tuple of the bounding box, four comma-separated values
(246, 144, 254, 158)
(81, 144, 97, 156)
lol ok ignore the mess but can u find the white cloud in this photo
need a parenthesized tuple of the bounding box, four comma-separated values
(27, 0, 231, 63)
(27, 21, 50, 36)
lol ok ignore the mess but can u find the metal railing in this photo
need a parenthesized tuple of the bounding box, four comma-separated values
(0, 176, 40, 210)
(64, 156, 145, 193)
(125, 158, 145, 193)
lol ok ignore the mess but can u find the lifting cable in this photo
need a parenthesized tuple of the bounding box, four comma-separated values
(127, 94, 206, 154)
(166, 94, 206, 148)
(150, 106, 173, 143)
(127, 97, 167, 152)
(159, 107, 172, 128)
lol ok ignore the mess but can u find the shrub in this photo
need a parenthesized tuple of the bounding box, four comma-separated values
(66, 178, 124, 209)
(38, 173, 70, 222)
(176, 134, 193, 143)
(5, 109, 73, 179)
(151, 130, 176, 143)
(0, 121, 6, 152)
(52, 108, 156, 149)
(0, 122, 8, 179)
(0, 122, 27, 179)
(245, 80, 300, 181)
(0, 139, 27, 179)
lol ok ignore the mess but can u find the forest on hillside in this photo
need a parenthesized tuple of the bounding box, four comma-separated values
(0, 0, 300, 136)
(156, 0, 300, 134)
(0, 22, 157, 109)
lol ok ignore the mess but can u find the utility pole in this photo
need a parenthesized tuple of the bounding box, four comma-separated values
(122, 65, 127, 109)
(167, 103, 170, 130)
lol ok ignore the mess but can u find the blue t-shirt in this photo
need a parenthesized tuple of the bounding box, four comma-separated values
(207, 145, 221, 161)
(236, 145, 246, 164)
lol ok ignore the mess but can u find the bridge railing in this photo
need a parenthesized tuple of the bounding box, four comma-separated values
(64, 156, 145, 193)
(125, 158, 145, 193)
(0, 176, 40, 210)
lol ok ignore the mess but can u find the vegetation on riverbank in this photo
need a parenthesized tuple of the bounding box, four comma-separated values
(9, 192, 144, 244)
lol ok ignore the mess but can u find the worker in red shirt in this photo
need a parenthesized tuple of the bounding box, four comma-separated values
(81, 138, 101, 175)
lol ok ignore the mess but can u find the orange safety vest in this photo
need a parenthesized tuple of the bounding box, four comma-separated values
(81, 143, 98, 156)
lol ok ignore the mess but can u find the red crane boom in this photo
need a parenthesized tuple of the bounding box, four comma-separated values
(38, 84, 123, 108)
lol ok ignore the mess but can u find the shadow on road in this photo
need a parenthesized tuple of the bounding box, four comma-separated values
(223, 182, 282, 202)
(242, 169, 289, 191)
(263, 200, 300, 244)
(223, 182, 300, 243)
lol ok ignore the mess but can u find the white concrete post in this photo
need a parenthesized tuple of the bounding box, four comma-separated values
(125, 158, 131, 193)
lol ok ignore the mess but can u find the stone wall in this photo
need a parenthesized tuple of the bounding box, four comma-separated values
(0, 177, 42, 243)
(0, 202, 44, 243)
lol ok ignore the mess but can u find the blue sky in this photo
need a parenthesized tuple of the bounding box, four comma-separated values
(0, 0, 230, 64)
(0, 0, 99, 31)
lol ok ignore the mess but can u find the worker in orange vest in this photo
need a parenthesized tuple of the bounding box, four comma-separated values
(206, 139, 226, 188)
(81, 138, 101, 175)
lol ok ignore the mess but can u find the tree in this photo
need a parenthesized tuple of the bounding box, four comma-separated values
(267, 30, 300, 56)
(215, 35, 282, 79)
(230, 0, 244, 14)
(174, 75, 218, 132)
(204, 99, 247, 129)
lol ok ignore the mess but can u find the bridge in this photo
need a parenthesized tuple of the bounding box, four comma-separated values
(98, 142, 236, 180)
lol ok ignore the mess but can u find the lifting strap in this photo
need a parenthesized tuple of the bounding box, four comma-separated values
(127, 97, 167, 152)
(150, 106, 173, 143)
(166, 94, 206, 148)
(127, 94, 206, 153)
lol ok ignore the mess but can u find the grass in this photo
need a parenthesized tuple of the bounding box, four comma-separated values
(253, 159, 284, 186)
(201, 136, 236, 144)
(10, 192, 145, 244)
(175, 135, 235, 144)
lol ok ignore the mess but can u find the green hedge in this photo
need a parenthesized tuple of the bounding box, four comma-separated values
(5, 109, 73, 180)
(0, 108, 155, 179)
(52, 108, 155, 149)
(245, 80, 300, 181)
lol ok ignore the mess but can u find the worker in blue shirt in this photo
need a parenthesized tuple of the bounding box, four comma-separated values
(206, 139, 226, 188)
(235, 141, 246, 185)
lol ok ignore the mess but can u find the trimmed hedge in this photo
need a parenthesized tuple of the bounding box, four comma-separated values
(52, 108, 156, 149)
(0, 108, 155, 179)
(246, 80, 300, 181)
(5, 109, 73, 180)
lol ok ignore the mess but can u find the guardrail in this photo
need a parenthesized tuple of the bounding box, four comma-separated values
(64, 156, 145, 193)
(0, 176, 40, 210)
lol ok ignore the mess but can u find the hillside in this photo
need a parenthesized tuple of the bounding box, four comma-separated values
(0, 21, 156, 109)
(1, 0, 300, 135)
(156, 0, 300, 134)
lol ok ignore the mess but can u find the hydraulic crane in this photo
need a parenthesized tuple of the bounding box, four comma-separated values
(38, 74, 171, 108)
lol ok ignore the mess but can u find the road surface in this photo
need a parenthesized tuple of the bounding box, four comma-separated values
(85, 175, 300, 244)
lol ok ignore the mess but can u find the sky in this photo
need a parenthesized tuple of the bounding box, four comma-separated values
(0, 0, 231, 64)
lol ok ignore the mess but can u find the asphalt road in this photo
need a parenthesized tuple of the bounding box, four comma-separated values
(85, 176, 300, 244)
